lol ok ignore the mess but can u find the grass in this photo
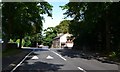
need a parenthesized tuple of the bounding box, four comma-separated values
(2, 48, 22, 57)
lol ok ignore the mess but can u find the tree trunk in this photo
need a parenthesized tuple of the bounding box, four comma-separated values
(8, 3, 14, 37)
(2, 37, 9, 51)
(105, 11, 111, 53)
(19, 37, 22, 49)
(36, 42, 38, 47)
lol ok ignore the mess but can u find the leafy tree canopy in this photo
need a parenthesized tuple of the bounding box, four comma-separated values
(42, 27, 57, 47)
(55, 20, 71, 34)
(61, 2, 120, 54)
(2, 2, 53, 48)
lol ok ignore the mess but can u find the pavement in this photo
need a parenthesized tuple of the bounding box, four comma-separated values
(2, 49, 32, 72)
(2, 47, 119, 72)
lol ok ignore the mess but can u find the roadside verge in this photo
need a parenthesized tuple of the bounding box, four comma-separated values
(2, 49, 32, 72)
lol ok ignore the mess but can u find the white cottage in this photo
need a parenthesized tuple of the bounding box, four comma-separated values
(52, 33, 73, 48)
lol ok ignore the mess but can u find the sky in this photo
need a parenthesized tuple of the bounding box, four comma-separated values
(42, 1, 72, 30)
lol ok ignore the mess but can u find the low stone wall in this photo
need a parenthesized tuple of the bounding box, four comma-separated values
(7, 43, 18, 49)
(2, 43, 18, 51)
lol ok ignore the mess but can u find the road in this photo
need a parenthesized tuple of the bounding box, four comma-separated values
(11, 48, 119, 72)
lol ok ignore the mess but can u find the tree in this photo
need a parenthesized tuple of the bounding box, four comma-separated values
(30, 33, 43, 47)
(61, 2, 120, 54)
(42, 27, 57, 48)
(2, 2, 53, 48)
(55, 20, 71, 33)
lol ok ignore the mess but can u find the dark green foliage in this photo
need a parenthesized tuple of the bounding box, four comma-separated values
(42, 27, 57, 48)
(61, 2, 120, 58)
(2, 2, 53, 48)
(55, 20, 71, 33)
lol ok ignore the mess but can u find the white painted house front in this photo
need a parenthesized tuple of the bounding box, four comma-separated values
(52, 33, 73, 48)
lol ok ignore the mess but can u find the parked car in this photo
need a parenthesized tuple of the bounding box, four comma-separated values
(38, 45, 43, 48)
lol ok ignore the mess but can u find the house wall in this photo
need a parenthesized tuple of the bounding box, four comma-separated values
(60, 33, 72, 48)
(52, 39, 60, 48)
(52, 33, 73, 48)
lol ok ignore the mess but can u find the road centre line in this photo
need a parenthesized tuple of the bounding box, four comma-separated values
(51, 50, 67, 61)
(77, 67, 87, 72)
(50, 50, 86, 72)
(10, 51, 33, 72)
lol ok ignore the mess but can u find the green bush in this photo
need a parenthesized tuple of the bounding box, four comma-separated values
(9, 39, 31, 47)
(16, 39, 25, 47)
(9, 39, 14, 43)
(24, 40, 31, 47)
(108, 51, 120, 61)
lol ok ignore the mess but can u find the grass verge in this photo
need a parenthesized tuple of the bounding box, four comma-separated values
(2, 48, 22, 57)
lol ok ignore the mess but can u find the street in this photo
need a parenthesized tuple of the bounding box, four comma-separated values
(11, 48, 118, 72)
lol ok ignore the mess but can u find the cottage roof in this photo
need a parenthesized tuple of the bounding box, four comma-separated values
(53, 34, 64, 40)
(53, 33, 73, 40)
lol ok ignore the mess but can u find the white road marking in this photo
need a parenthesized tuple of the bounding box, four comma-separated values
(77, 67, 86, 72)
(31, 56, 39, 60)
(10, 51, 33, 72)
(51, 51, 67, 61)
(46, 55, 54, 60)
